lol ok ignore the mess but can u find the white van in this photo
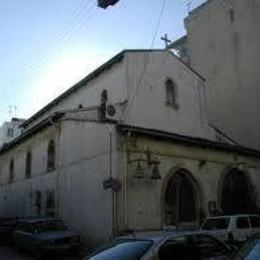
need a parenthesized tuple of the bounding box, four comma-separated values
(200, 214, 260, 242)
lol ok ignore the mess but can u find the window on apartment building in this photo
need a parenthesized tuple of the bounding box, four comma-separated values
(45, 190, 55, 217)
(9, 159, 14, 183)
(47, 140, 55, 172)
(7, 128, 14, 137)
(165, 78, 178, 108)
(25, 151, 32, 178)
(229, 9, 235, 23)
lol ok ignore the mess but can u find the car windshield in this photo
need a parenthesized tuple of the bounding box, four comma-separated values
(233, 239, 260, 260)
(32, 220, 67, 233)
(201, 218, 230, 230)
(86, 239, 153, 260)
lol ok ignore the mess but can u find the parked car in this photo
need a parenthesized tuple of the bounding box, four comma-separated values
(84, 231, 232, 260)
(200, 214, 260, 243)
(0, 217, 24, 242)
(12, 217, 80, 257)
(232, 233, 260, 259)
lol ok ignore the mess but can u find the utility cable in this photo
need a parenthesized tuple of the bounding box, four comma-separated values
(123, 0, 168, 120)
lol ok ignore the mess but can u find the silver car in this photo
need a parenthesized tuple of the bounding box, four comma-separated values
(200, 214, 260, 243)
(85, 230, 232, 260)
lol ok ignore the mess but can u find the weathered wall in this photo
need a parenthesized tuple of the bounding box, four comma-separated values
(185, 0, 260, 149)
(24, 59, 128, 131)
(124, 51, 214, 140)
(58, 119, 117, 246)
(23, 50, 214, 142)
(1, 117, 260, 245)
(0, 119, 118, 246)
(116, 134, 260, 231)
(0, 125, 59, 217)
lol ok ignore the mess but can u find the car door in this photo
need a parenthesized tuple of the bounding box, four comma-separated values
(249, 216, 260, 236)
(13, 223, 30, 249)
(235, 216, 251, 241)
(157, 236, 197, 260)
(191, 234, 231, 259)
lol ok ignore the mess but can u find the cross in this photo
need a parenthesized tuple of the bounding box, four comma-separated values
(161, 34, 172, 49)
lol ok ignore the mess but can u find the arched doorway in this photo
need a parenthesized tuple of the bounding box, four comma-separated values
(163, 169, 199, 227)
(220, 168, 256, 214)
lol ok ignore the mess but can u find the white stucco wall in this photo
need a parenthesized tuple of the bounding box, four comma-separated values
(0, 119, 118, 246)
(124, 51, 213, 140)
(58, 120, 118, 245)
(22, 50, 214, 142)
(24, 58, 128, 131)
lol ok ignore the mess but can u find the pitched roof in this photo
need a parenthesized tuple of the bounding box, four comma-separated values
(20, 49, 205, 129)
(117, 124, 260, 158)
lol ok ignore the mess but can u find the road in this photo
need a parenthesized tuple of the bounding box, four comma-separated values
(0, 246, 80, 260)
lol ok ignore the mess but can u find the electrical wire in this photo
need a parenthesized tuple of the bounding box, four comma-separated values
(123, 0, 168, 120)
(13, 0, 96, 88)
(22, 0, 96, 77)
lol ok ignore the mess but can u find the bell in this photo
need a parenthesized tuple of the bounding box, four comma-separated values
(133, 161, 145, 179)
(150, 163, 161, 180)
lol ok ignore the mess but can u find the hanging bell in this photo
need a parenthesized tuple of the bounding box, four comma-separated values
(133, 161, 145, 179)
(150, 163, 161, 180)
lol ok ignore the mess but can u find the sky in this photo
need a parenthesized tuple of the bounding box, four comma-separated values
(0, 0, 205, 124)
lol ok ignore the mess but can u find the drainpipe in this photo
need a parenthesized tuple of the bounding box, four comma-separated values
(108, 126, 117, 238)
(109, 130, 115, 237)
(122, 136, 128, 231)
(55, 119, 61, 218)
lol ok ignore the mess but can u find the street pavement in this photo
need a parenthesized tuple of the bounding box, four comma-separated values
(0, 246, 80, 260)
(0, 246, 33, 260)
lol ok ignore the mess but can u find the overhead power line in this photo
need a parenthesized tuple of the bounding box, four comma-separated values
(22, 0, 96, 79)
(124, 0, 168, 119)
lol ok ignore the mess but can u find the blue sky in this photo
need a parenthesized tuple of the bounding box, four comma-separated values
(0, 0, 205, 124)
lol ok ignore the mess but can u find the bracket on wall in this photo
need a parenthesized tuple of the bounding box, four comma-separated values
(128, 149, 161, 180)
(103, 177, 122, 192)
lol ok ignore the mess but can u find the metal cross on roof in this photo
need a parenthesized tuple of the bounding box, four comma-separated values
(161, 34, 172, 49)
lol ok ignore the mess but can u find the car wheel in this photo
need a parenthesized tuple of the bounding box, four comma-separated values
(33, 246, 44, 260)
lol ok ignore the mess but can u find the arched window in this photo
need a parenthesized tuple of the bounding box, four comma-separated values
(25, 151, 32, 178)
(47, 140, 55, 172)
(165, 78, 178, 108)
(9, 159, 14, 183)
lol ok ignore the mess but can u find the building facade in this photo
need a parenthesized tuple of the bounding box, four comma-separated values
(171, 0, 260, 149)
(0, 118, 25, 148)
(0, 50, 260, 247)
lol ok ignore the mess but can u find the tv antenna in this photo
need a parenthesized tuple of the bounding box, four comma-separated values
(183, 0, 192, 13)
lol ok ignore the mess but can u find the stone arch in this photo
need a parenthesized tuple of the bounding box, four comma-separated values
(218, 167, 256, 214)
(162, 168, 202, 227)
